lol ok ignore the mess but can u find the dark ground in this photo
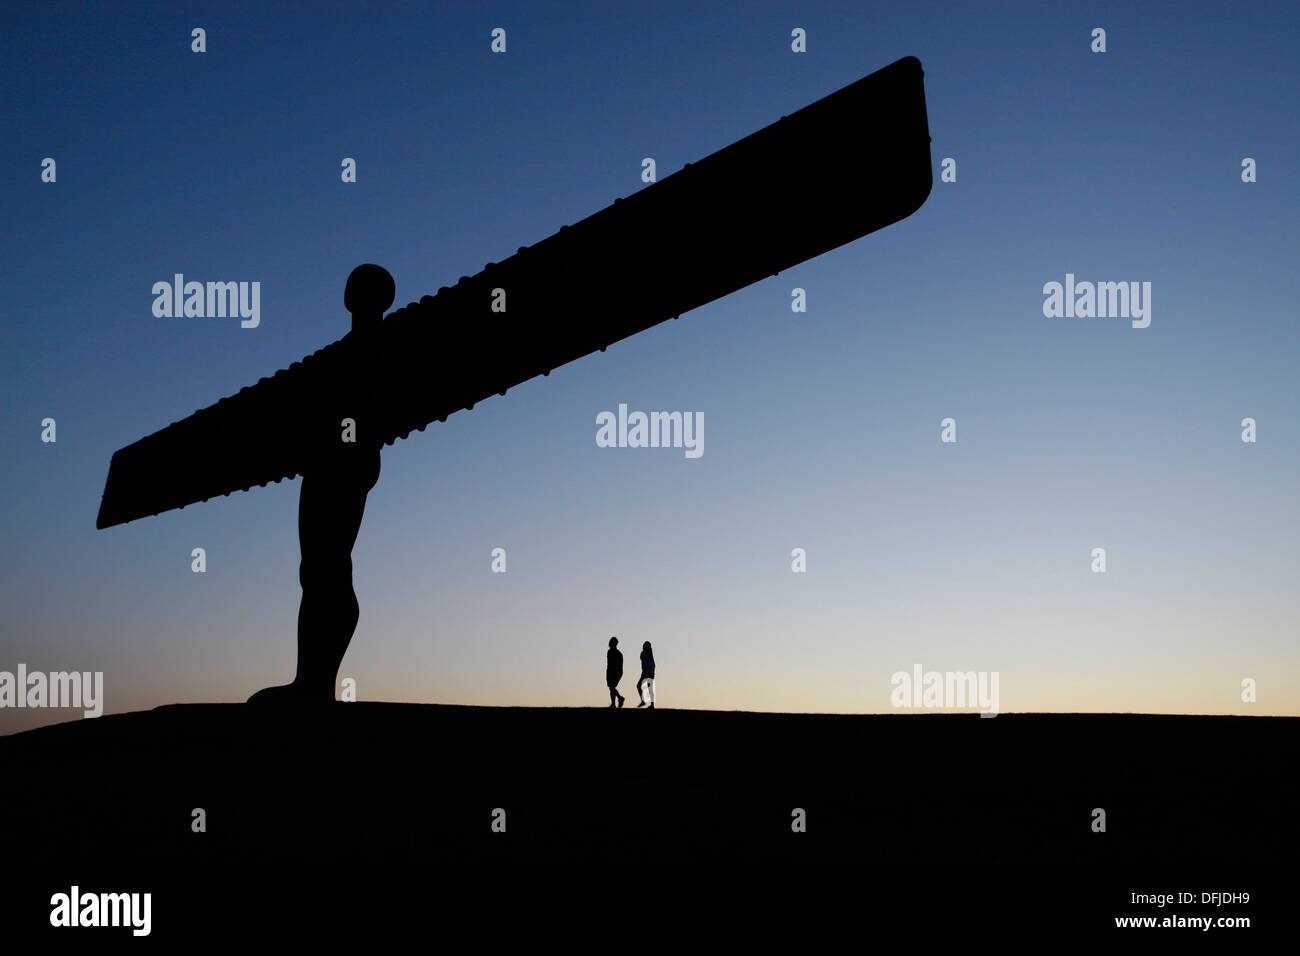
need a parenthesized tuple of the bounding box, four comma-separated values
(2, 706, 1294, 938)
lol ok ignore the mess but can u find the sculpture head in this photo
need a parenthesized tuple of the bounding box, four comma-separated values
(344, 264, 395, 329)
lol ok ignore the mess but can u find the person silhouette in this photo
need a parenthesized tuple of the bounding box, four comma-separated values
(248, 264, 394, 704)
(636, 641, 655, 709)
(606, 636, 625, 709)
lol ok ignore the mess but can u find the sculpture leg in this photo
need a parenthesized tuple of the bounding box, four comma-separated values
(249, 447, 380, 704)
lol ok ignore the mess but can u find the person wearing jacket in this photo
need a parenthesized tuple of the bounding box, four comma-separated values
(606, 636, 625, 709)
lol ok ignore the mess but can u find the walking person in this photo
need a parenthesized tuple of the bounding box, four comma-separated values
(636, 641, 655, 709)
(606, 636, 625, 708)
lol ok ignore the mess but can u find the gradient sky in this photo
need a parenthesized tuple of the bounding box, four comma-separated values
(2, 0, 1297, 732)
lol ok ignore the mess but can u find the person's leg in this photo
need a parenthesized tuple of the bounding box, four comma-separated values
(609, 685, 617, 707)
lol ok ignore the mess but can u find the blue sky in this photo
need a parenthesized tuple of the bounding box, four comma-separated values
(2, 0, 1297, 730)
